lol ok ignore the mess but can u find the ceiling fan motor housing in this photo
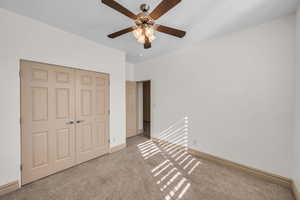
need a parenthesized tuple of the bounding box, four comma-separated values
(135, 12, 155, 26)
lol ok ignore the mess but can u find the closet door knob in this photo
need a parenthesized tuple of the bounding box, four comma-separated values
(76, 120, 84, 124)
(66, 121, 74, 125)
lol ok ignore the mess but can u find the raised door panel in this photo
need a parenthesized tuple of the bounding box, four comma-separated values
(95, 122, 106, 147)
(81, 89, 93, 116)
(56, 71, 70, 83)
(32, 87, 48, 121)
(81, 123, 93, 152)
(55, 88, 70, 119)
(32, 131, 49, 168)
(32, 68, 48, 82)
(95, 88, 105, 115)
(56, 128, 71, 160)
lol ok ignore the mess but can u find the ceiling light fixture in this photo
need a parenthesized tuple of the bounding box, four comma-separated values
(102, 0, 186, 49)
(133, 25, 156, 44)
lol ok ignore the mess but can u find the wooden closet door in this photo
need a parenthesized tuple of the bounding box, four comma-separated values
(126, 81, 137, 138)
(75, 70, 109, 164)
(21, 60, 76, 185)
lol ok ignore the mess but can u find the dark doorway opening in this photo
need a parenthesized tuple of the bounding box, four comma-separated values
(142, 81, 151, 138)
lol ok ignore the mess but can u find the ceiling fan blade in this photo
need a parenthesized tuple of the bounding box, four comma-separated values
(154, 25, 186, 38)
(144, 36, 151, 49)
(108, 27, 135, 38)
(149, 0, 181, 20)
(102, 0, 137, 20)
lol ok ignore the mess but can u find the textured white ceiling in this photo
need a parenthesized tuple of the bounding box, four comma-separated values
(0, 0, 299, 63)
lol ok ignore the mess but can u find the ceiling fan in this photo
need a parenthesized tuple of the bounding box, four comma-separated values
(101, 0, 186, 49)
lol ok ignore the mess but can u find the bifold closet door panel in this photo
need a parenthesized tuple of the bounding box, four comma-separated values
(21, 60, 76, 185)
(75, 70, 109, 164)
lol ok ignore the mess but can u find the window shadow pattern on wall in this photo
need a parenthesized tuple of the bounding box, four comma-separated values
(137, 117, 202, 200)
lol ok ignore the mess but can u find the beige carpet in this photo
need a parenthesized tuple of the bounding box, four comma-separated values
(0, 136, 295, 200)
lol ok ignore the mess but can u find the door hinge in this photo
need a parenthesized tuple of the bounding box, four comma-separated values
(108, 139, 110, 144)
(108, 110, 110, 115)
(19, 71, 22, 79)
(20, 164, 23, 171)
(20, 118, 22, 124)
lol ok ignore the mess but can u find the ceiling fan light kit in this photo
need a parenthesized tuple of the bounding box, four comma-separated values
(102, 0, 186, 49)
(133, 26, 156, 44)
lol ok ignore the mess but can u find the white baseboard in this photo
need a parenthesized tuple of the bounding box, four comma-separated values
(110, 143, 126, 153)
(293, 181, 300, 200)
(138, 129, 143, 134)
(152, 137, 292, 188)
(0, 181, 19, 196)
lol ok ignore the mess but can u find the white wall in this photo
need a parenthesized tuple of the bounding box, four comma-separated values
(125, 62, 135, 81)
(0, 8, 126, 186)
(137, 82, 144, 131)
(135, 15, 296, 178)
(293, 7, 300, 191)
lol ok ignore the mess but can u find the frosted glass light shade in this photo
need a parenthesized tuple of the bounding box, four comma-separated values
(133, 26, 156, 44)
(137, 35, 145, 43)
(133, 27, 143, 39)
